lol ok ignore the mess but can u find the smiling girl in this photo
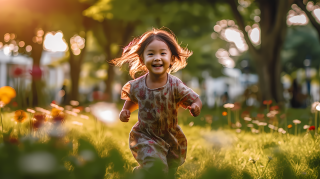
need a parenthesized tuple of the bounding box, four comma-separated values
(111, 28, 202, 177)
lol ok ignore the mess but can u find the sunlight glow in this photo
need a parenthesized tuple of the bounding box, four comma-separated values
(215, 48, 235, 68)
(287, 14, 308, 25)
(43, 32, 68, 52)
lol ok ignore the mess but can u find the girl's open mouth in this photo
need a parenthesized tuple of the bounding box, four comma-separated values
(152, 64, 163, 68)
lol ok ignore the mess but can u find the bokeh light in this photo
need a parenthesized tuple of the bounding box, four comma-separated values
(43, 32, 68, 52)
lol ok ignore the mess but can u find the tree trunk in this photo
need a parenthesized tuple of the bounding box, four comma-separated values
(67, 34, 87, 103)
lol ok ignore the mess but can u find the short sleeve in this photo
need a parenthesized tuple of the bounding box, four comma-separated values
(176, 80, 199, 109)
(121, 82, 132, 101)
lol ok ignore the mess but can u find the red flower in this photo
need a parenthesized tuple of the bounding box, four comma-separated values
(270, 106, 279, 111)
(12, 101, 18, 107)
(51, 100, 56, 104)
(309, 126, 316, 131)
(32, 112, 46, 130)
(263, 100, 272, 105)
(29, 65, 42, 80)
(13, 67, 23, 77)
(256, 113, 265, 119)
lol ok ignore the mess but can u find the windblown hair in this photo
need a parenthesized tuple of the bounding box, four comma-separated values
(110, 28, 193, 79)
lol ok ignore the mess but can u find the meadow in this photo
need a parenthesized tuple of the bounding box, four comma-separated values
(0, 102, 319, 179)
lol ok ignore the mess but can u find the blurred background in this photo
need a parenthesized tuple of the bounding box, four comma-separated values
(1, 0, 320, 109)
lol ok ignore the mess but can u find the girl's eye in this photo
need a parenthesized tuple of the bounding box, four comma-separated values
(161, 53, 166, 55)
(148, 53, 153, 55)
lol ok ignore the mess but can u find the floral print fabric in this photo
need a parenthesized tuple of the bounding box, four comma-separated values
(121, 73, 199, 172)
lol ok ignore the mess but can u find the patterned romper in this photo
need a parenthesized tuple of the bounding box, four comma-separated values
(121, 73, 199, 172)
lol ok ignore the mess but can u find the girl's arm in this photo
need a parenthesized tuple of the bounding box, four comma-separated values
(119, 100, 139, 122)
(187, 97, 202, 117)
(122, 100, 139, 112)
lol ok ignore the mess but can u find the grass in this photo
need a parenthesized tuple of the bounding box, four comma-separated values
(0, 105, 319, 178)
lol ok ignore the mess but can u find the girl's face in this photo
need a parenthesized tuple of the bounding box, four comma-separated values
(142, 39, 173, 76)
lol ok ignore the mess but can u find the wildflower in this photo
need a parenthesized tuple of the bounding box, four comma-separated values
(27, 109, 35, 114)
(278, 128, 284, 133)
(247, 124, 254, 128)
(222, 111, 227, 116)
(241, 111, 250, 118)
(311, 102, 320, 113)
(309, 126, 315, 131)
(252, 120, 259, 124)
(80, 115, 89, 120)
(51, 108, 65, 124)
(0, 101, 4, 108)
(249, 157, 256, 164)
(235, 129, 241, 133)
(282, 130, 286, 134)
(293, 119, 301, 124)
(32, 112, 46, 130)
(223, 103, 234, 108)
(268, 156, 273, 161)
(266, 112, 275, 118)
(256, 113, 264, 119)
(189, 121, 194, 127)
(244, 117, 252, 121)
(258, 122, 267, 126)
(288, 124, 292, 129)
(85, 107, 91, 112)
(303, 125, 310, 129)
(268, 124, 274, 129)
(0, 86, 16, 104)
(263, 100, 272, 105)
(14, 110, 27, 123)
(270, 106, 279, 111)
(236, 122, 242, 127)
(13, 67, 23, 77)
(70, 100, 79, 106)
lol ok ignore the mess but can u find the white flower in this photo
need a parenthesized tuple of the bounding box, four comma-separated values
(236, 122, 242, 128)
(303, 125, 310, 129)
(267, 112, 275, 118)
(311, 102, 320, 113)
(293, 119, 301, 124)
(189, 121, 194, 127)
(0, 101, 5, 108)
(282, 130, 286, 134)
(278, 128, 284, 133)
(27, 109, 35, 113)
(258, 122, 267, 126)
(223, 103, 234, 108)
(19, 152, 56, 174)
(244, 117, 252, 121)
(247, 124, 254, 128)
(236, 129, 241, 133)
(268, 124, 274, 129)
(252, 120, 259, 124)
(70, 100, 79, 106)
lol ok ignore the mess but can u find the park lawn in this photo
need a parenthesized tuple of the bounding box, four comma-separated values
(0, 106, 319, 178)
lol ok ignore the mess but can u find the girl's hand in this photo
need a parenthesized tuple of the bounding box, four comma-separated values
(187, 103, 200, 117)
(119, 109, 131, 122)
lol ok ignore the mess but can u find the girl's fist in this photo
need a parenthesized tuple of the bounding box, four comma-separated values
(187, 103, 200, 117)
(119, 109, 130, 122)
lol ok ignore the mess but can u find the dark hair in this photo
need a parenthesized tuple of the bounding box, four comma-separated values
(110, 28, 192, 79)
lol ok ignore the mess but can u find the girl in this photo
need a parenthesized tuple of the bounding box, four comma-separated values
(112, 28, 202, 177)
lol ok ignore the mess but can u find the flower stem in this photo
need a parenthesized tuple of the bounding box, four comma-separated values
(260, 160, 270, 178)
(254, 163, 261, 177)
(315, 112, 318, 135)
(295, 124, 297, 136)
